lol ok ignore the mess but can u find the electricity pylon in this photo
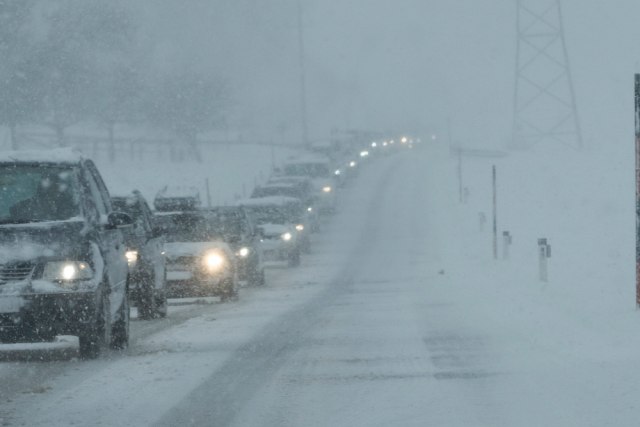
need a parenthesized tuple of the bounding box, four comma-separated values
(512, 0, 582, 149)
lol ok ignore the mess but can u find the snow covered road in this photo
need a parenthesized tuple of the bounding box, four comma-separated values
(1, 143, 640, 426)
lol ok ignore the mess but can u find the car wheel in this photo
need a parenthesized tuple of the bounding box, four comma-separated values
(288, 248, 301, 267)
(253, 268, 266, 286)
(110, 288, 130, 350)
(219, 277, 238, 302)
(137, 273, 156, 320)
(79, 289, 111, 359)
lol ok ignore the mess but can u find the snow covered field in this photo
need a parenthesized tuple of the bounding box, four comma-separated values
(0, 139, 639, 426)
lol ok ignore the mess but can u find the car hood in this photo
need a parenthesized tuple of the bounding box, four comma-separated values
(163, 241, 231, 259)
(0, 219, 87, 264)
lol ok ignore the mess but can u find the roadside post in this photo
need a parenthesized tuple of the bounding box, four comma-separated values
(635, 73, 640, 307)
(492, 165, 497, 260)
(503, 231, 512, 260)
(538, 238, 551, 282)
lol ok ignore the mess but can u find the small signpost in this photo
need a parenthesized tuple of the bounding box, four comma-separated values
(538, 238, 551, 282)
(503, 231, 512, 260)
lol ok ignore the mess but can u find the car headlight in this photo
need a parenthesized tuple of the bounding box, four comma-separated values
(42, 261, 94, 284)
(281, 232, 293, 241)
(125, 250, 138, 266)
(360, 150, 369, 157)
(295, 224, 304, 231)
(202, 251, 226, 272)
(349, 161, 356, 168)
(322, 186, 332, 193)
(237, 247, 250, 258)
(307, 206, 313, 213)
(334, 169, 341, 176)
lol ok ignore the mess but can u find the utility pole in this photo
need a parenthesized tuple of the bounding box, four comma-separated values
(296, 0, 309, 148)
(512, 0, 582, 149)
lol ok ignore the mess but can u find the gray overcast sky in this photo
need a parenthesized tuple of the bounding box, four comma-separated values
(141, 0, 640, 147)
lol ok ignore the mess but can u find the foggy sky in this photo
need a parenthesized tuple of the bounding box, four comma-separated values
(137, 0, 640, 147)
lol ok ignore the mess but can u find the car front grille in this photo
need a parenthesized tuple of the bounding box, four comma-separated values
(0, 262, 35, 283)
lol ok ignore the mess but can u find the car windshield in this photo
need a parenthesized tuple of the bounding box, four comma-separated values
(283, 163, 330, 178)
(205, 210, 244, 242)
(245, 203, 303, 225)
(251, 186, 300, 199)
(0, 164, 80, 224)
(155, 212, 220, 242)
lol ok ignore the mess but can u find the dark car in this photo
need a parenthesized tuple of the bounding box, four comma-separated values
(154, 210, 238, 301)
(204, 206, 265, 287)
(0, 148, 132, 359)
(112, 191, 167, 320)
(253, 178, 320, 231)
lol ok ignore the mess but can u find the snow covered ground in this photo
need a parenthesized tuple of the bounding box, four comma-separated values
(0, 139, 639, 426)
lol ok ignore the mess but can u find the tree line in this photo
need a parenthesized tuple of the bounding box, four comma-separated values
(0, 0, 230, 159)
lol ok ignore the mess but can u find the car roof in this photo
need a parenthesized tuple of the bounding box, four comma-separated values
(236, 196, 301, 207)
(0, 147, 84, 165)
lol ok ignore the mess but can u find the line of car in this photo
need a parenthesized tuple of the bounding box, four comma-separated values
(0, 137, 417, 359)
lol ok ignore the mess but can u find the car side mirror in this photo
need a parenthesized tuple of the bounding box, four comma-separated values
(107, 211, 133, 229)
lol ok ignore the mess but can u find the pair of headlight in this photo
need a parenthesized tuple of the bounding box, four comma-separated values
(236, 247, 250, 258)
(322, 186, 332, 193)
(42, 261, 94, 286)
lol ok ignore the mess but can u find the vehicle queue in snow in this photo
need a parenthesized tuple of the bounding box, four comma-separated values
(0, 136, 419, 358)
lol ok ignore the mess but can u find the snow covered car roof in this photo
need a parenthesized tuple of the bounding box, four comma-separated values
(0, 147, 85, 164)
(236, 196, 302, 207)
(154, 185, 201, 211)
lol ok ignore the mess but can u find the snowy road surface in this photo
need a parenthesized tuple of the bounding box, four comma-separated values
(0, 145, 639, 426)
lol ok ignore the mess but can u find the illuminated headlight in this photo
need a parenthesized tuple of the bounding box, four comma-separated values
(295, 224, 304, 231)
(43, 261, 94, 284)
(307, 206, 313, 212)
(360, 150, 369, 157)
(371, 142, 377, 148)
(349, 161, 356, 168)
(237, 247, 250, 258)
(334, 169, 341, 176)
(401, 137, 408, 143)
(203, 251, 226, 271)
(382, 142, 388, 147)
(125, 250, 139, 266)
(281, 232, 293, 241)
(322, 186, 332, 193)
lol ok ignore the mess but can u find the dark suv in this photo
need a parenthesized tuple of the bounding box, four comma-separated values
(0, 148, 132, 359)
(112, 191, 167, 320)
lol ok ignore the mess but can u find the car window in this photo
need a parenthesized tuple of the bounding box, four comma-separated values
(0, 164, 81, 224)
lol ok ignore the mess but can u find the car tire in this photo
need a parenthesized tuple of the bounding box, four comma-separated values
(137, 273, 156, 320)
(110, 287, 130, 350)
(79, 289, 111, 359)
(219, 277, 238, 302)
(288, 248, 301, 267)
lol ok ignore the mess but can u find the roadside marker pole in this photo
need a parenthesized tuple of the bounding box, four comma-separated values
(492, 165, 497, 260)
(635, 74, 640, 307)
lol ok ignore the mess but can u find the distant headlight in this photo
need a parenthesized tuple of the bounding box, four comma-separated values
(334, 169, 341, 176)
(307, 206, 313, 212)
(203, 251, 226, 272)
(295, 224, 304, 231)
(43, 261, 94, 284)
(125, 250, 139, 266)
(360, 150, 369, 157)
(371, 142, 377, 148)
(281, 232, 293, 241)
(322, 186, 332, 193)
(349, 161, 356, 168)
(237, 247, 250, 258)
